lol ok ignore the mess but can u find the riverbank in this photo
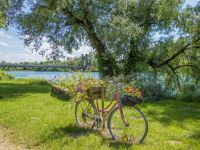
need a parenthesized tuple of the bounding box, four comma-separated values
(0, 78, 199, 149)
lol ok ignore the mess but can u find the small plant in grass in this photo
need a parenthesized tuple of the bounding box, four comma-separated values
(0, 71, 14, 80)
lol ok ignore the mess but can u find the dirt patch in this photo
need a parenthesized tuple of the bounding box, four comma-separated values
(167, 140, 182, 145)
(0, 127, 28, 150)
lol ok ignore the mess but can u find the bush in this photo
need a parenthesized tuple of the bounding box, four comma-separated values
(0, 71, 14, 80)
(15, 78, 50, 85)
(121, 73, 174, 101)
(176, 84, 200, 102)
(140, 81, 172, 101)
(28, 79, 50, 85)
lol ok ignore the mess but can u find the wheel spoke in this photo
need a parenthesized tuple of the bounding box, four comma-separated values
(75, 101, 96, 128)
(108, 106, 148, 144)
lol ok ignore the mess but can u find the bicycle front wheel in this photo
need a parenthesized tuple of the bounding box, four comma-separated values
(108, 106, 148, 144)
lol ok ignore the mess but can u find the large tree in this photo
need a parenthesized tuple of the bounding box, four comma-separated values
(2, 0, 200, 81)
(106, 0, 200, 84)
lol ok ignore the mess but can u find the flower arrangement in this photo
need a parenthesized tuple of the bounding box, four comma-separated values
(53, 73, 143, 102)
(124, 86, 142, 98)
(122, 79, 143, 98)
(75, 77, 106, 100)
(53, 73, 106, 101)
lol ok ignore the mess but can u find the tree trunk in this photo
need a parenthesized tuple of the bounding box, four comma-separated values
(62, 8, 118, 76)
(124, 39, 143, 75)
(84, 19, 118, 77)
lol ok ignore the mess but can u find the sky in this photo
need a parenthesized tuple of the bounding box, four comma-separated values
(0, 0, 199, 63)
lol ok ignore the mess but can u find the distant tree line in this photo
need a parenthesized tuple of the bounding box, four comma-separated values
(0, 52, 98, 72)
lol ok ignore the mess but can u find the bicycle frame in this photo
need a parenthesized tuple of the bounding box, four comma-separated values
(94, 90, 127, 128)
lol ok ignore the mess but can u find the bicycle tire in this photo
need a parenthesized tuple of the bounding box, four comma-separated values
(107, 105, 148, 144)
(75, 100, 98, 128)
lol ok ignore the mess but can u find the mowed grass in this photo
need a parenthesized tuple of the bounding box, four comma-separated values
(0, 79, 200, 150)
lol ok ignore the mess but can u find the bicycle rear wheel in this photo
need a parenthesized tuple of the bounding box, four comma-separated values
(108, 106, 148, 144)
(75, 100, 97, 128)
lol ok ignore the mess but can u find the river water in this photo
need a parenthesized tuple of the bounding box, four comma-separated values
(5, 71, 99, 79)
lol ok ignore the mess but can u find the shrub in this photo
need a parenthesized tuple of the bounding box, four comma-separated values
(28, 79, 50, 85)
(15, 78, 50, 85)
(0, 71, 14, 80)
(104, 75, 143, 101)
(110, 74, 174, 101)
(140, 81, 172, 101)
(176, 84, 200, 102)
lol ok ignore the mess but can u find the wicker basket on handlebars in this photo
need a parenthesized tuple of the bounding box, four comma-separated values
(120, 94, 143, 106)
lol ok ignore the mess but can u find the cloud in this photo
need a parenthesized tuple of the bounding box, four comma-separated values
(25, 42, 93, 59)
(70, 45, 93, 57)
(0, 34, 93, 62)
(0, 31, 13, 39)
(0, 41, 9, 47)
(0, 52, 45, 63)
(185, 0, 199, 7)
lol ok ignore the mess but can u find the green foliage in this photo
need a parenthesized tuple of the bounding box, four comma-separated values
(141, 81, 172, 101)
(0, 71, 14, 80)
(0, 52, 98, 72)
(53, 73, 105, 99)
(0, 0, 8, 28)
(22, 78, 50, 86)
(177, 84, 200, 102)
(0, 11, 6, 28)
(106, 74, 173, 101)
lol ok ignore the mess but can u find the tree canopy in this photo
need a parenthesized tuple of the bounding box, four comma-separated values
(2, 0, 200, 82)
(0, 0, 9, 28)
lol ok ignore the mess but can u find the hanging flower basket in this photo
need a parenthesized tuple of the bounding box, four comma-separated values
(120, 94, 143, 106)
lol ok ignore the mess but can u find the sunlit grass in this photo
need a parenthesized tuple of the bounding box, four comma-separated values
(0, 79, 199, 149)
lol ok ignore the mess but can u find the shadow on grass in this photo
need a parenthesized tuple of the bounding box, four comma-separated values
(0, 82, 51, 100)
(39, 124, 132, 149)
(38, 124, 95, 145)
(50, 93, 71, 102)
(141, 101, 200, 126)
(189, 130, 200, 140)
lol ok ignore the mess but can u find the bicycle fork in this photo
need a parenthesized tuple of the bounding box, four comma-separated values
(116, 93, 129, 127)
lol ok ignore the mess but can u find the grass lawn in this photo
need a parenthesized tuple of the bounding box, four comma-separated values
(0, 79, 200, 150)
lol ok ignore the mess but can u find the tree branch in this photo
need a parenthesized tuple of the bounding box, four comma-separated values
(61, 5, 117, 76)
(148, 38, 200, 68)
(167, 64, 180, 87)
(62, 8, 85, 26)
(174, 64, 200, 72)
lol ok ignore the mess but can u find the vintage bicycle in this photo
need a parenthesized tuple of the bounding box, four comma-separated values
(75, 83, 148, 144)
